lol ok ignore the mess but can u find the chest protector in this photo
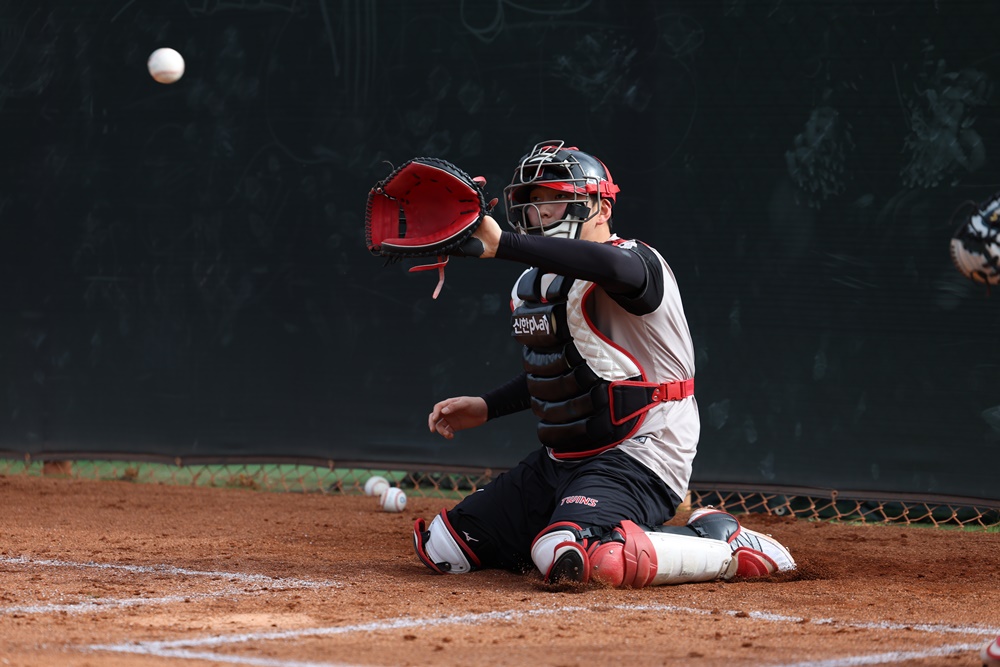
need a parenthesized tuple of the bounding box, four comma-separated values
(510, 268, 693, 459)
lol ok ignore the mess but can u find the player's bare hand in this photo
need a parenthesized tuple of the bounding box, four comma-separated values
(428, 396, 488, 439)
(472, 215, 502, 258)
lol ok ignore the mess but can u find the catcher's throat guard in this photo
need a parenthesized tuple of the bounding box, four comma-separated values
(366, 157, 492, 298)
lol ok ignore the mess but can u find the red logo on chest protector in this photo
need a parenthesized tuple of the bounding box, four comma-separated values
(560, 495, 598, 507)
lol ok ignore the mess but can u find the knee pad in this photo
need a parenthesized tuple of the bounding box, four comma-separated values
(588, 521, 657, 588)
(530, 522, 591, 584)
(413, 510, 480, 574)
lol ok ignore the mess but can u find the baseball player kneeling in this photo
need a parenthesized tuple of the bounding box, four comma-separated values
(393, 140, 796, 588)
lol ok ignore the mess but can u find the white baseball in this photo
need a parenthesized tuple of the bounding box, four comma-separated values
(364, 475, 390, 497)
(147, 47, 185, 84)
(379, 487, 407, 513)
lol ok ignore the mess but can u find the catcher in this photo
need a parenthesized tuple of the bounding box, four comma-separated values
(369, 140, 796, 587)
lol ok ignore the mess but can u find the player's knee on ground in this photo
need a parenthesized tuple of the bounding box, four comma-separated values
(413, 510, 480, 574)
(533, 520, 736, 588)
(530, 522, 593, 584)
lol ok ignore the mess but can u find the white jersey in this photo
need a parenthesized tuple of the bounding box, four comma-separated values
(510, 236, 699, 499)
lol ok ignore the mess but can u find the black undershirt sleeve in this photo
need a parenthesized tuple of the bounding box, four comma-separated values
(495, 231, 664, 315)
(480, 372, 531, 420)
(497, 232, 645, 293)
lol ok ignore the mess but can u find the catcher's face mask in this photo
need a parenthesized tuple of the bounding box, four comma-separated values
(504, 140, 619, 239)
(522, 187, 572, 231)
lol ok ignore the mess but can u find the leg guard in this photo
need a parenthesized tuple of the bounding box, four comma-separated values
(687, 507, 796, 577)
(413, 510, 480, 574)
(981, 635, 1000, 667)
(531, 522, 592, 584)
(588, 520, 735, 588)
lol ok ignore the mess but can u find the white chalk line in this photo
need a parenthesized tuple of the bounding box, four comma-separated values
(8, 555, 991, 667)
(768, 642, 984, 667)
(94, 646, 367, 667)
(4, 590, 250, 615)
(0, 554, 340, 616)
(83, 602, 1000, 667)
(0, 555, 339, 589)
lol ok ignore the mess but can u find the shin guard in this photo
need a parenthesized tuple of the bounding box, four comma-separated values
(588, 520, 734, 588)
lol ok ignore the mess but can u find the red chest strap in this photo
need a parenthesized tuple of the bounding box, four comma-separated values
(610, 378, 695, 426)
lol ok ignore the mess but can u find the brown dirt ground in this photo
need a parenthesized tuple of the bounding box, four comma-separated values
(1, 474, 998, 667)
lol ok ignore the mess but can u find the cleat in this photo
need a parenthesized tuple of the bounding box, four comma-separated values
(688, 506, 796, 575)
(547, 543, 589, 584)
(983, 635, 1000, 667)
(731, 526, 796, 573)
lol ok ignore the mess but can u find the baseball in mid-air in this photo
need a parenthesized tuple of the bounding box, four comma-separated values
(379, 487, 407, 513)
(364, 475, 390, 497)
(147, 47, 185, 84)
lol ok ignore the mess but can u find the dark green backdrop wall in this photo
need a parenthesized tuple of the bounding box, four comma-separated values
(1, 0, 998, 502)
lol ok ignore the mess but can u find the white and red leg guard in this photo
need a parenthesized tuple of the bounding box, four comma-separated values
(413, 510, 480, 574)
(587, 520, 736, 588)
(530, 522, 592, 584)
(982, 635, 1000, 667)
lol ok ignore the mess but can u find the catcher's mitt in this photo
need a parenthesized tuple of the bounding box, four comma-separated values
(950, 190, 1000, 289)
(366, 157, 494, 298)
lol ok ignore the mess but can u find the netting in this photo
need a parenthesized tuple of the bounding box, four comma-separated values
(3, 457, 997, 530)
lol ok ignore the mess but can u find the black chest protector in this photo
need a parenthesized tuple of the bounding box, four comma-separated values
(510, 268, 660, 459)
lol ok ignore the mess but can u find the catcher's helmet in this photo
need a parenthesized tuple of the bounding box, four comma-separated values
(504, 140, 620, 239)
(950, 190, 1000, 286)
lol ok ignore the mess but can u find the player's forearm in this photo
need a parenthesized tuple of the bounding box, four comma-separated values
(495, 231, 646, 293)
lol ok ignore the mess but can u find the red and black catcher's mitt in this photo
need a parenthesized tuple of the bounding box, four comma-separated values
(366, 157, 490, 257)
(366, 157, 492, 298)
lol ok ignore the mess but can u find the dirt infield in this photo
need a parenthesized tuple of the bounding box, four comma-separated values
(1, 474, 997, 667)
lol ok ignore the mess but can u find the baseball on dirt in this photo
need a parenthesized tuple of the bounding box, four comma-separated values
(379, 487, 407, 513)
(364, 475, 390, 497)
(147, 47, 185, 84)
